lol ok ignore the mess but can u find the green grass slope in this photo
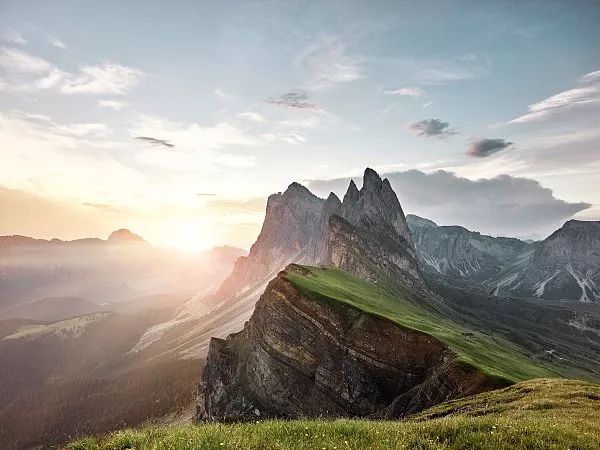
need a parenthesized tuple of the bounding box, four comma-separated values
(285, 266, 554, 383)
(66, 378, 600, 450)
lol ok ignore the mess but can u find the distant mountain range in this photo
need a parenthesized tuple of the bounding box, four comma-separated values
(0, 232, 244, 449)
(0, 229, 246, 317)
(407, 215, 600, 302)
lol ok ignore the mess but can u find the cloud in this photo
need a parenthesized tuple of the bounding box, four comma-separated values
(466, 138, 513, 158)
(236, 112, 265, 122)
(579, 70, 600, 83)
(214, 87, 236, 102)
(277, 116, 321, 129)
(134, 136, 175, 149)
(296, 35, 364, 90)
(98, 99, 125, 111)
(0, 47, 53, 74)
(61, 63, 143, 95)
(384, 87, 424, 97)
(0, 47, 142, 96)
(382, 55, 490, 85)
(2, 29, 26, 45)
(52, 122, 111, 138)
(266, 89, 319, 111)
(510, 69, 600, 124)
(130, 114, 263, 152)
(48, 37, 66, 49)
(306, 170, 590, 238)
(409, 118, 457, 138)
(0, 109, 144, 204)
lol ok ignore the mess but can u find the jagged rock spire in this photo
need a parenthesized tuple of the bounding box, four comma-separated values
(343, 180, 360, 204)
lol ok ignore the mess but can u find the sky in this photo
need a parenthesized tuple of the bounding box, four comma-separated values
(1, 0, 599, 250)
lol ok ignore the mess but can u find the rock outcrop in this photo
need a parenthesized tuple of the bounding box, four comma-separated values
(197, 265, 494, 421)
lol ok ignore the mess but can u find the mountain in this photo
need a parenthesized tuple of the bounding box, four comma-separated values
(407, 214, 530, 281)
(197, 265, 506, 421)
(407, 215, 600, 302)
(497, 220, 600, 302)
(2, 296, 105, 322)
(0, 230, 246, 317)
(196, 169, 600, 422)
(132, 168, 424, 359)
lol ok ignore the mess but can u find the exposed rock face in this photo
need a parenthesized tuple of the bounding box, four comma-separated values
(137, 168, 424, 359)
(197, 265, 493, 421)
(331, 171, 422, 286)
(506, 220, 600, 302)
(407, 215, 600, 302)
(216, 182, 324, 300)
(407, 214, 529, 281)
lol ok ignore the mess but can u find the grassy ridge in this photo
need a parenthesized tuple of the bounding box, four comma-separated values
(66, 379, 600, 449)
(285, 266, 555, 383)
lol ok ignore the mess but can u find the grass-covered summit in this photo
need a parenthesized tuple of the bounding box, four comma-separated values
(67, 378, 600, 450)
(285, 265, 555, 383)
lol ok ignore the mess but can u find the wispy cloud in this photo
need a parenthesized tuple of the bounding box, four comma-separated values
(61, 63, 143, 95)
(236, 112, 265, 122)
(2, 29, 26, 45)
(266, 89, 319, 111)
(580, 70, 600, 83)
(383, 86, 424, 97)
(510, 69, 600, 124)
(466, 138, 513, 158)
(296, 35, 364, 90)
(130, 114, 263, 152)
(135, 136, 175, 149)
(0, 47, 143, 96)
(381, 54, 490, 85)
(409, 118, 457, 139)
(98, 99, 125, 111)
(48, 36, 66, 49)
(214, 87, 236, 102)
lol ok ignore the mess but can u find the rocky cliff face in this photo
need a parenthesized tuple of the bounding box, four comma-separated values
(407, 214, 530, 281)
(504, 220, 600, 302)
(197, 265, 493, 421)
(216, 182, 324, 300)
(407, 215, 600, 302)
(327, 170, 422, 287)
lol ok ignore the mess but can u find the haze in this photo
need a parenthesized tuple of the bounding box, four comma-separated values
(1, 0, 599, 249)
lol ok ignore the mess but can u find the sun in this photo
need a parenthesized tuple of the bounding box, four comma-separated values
(170, 219, 215, 253)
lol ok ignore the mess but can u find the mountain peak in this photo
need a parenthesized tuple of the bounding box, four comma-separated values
(283, 182, 316, 199)
(108, 229, 145, 243)
(343, 180, 360, 204)
(362, 167, 382, 191)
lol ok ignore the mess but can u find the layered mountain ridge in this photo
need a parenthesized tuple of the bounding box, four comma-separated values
(407, 215, 600, 302)
(197, 265, 496, 421)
